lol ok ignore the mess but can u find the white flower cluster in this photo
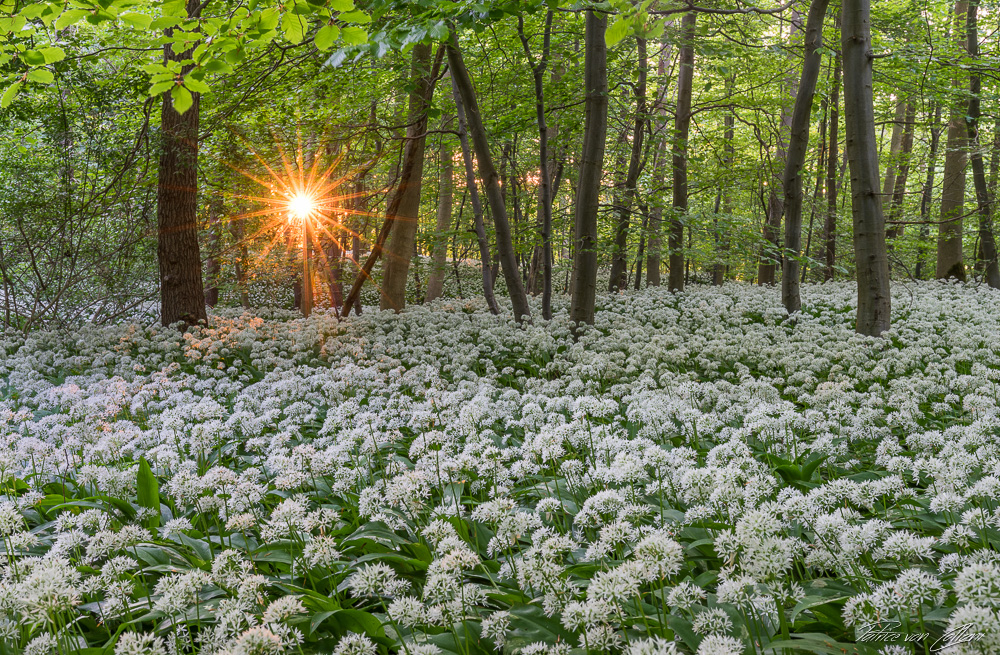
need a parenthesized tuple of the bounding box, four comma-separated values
(0, 281, 998, 654)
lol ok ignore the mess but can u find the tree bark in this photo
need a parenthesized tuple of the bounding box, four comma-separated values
(451, 73, 500, 315)
(426, 131, 454, 302)
(965, 0, 1000, 288)
(379, 43, 435, 312)
(569, 10, 608, 326)
(915, 105, 943, 280)
(880, 99, 907, 225)
(157, 0, 207, 328)
(610, 38, 648, 293)
(205, 195, 222, 308)
(842, 0, 891, 336)
(936, 0, 970, 281)
(669, 11, 696, 292)
(342, 45, 441, 318)
(447, 34, 531, 323)
(824, 54, 840, 281)
(886, 103, 916, 241)
(781, 0, 830, 313)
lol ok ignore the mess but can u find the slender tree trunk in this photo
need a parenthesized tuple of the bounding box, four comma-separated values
(842, 0, 891, 336)
(158, 0, 207, 328)
(229, 218, 250, 308)
(447, 36, 531, 323)
(518, 12, 555, 318)
(205, 196, 222, 307)
(714, 76, 737, 286)
(937, 0, 970, 280)
(887, 103, 917, 241)
(802, 102, 828, 283)
(426, 133, 453, 302)
(646, 37, 674, 287)
(451, 74, 500, 314)
(327, 235, 343, 311)
(609, 38, 648, 293)
(634, 208, 649, 290)
(824, 54, 840, 281)
(880, 99, 907, 218)
(380, 44, 435, 312)
(760, 9, 802, 286)
(343, 46, 441, 317)
(965, 0, 1000, 288)
(669, 12, 696, 292)
(781, 0, 830, 313)
(569, 10, 608, 326)
(915, 105, 943, 280)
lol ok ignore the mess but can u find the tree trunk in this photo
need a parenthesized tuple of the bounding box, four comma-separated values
(760, 9, 802, 286)
(229, 218, 250, 308)
(669, 11, 696, 292)
(842, 0, 891, 336)
(915, 105, 943, 280)
(824, 54, 840, 281)
(569, 10, 608, 326)
(157, 0, 207, 328)
(886, 103, 916, 241)
(326, 235, 343, 311)
(713, 76, 737, 287)
(965, 0, 1000, 288)
(936, 0, 969, 281)
(880, 99, 907, 223)
(380, 43, 435, 312)
(447, 35, 531, 323)
(781, 0, 830, 314)
(205, 195, 222, 308)
(426, 132, 454, 302)
(451, 73, 500, 315)
(342, 45, 441, 318)
(609, 38, 648, 293)
(646, 38, 674, 287)
(802, 101, 828, 283)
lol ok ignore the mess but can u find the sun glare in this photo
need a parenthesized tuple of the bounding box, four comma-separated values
(288, 194, 317, 220)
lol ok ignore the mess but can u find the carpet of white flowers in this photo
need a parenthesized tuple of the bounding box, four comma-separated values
(2, 281, 1000, 655)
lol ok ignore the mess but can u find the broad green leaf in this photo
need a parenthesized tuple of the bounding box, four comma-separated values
(0, 81, 21, 108)
(338, 9, 369, 23)
(37, 46, 65, 63)
(54, 8, 88, 29)
(605, 16, 630, 46)
(341, 25, 366, 45)
(281, 12, 305, 44)
(120, 12, 153, 28)
(26, 68, 53, 83)
(183, 75, 210, 94)
(314, 24, 339, 51)
(329, 0, 353, 10)
(137, 457, 160, 528)
(170, 84, 193, 114)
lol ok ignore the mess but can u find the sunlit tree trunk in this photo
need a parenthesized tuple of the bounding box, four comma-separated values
(158, 0, 207, 328)
(569, 10, 608, 326)
(781, 0, 830, 313)
(842, 0, 891, 335)
(447, 35, 531, 323)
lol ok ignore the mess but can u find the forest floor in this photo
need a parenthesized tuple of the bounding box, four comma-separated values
(1, 281, 998, 655)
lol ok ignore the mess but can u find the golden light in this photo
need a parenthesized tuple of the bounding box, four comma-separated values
(288, 193, 318, 220)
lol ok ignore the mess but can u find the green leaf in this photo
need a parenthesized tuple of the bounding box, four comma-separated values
(183, 75, 210, 94)
(55, 8, 88, 29)
(281, 11, 305, 44)
(38, 46, 65, 63)
(329, 0, 353, 10)
(137, 457, 160, 529)
(338, 9, 369, 23)
(314, 24, 339, 51)
(341, 25, 366, 45)
(170, 84, 193, 114)
(120, 12, 152, 28)
(202, 58, 233, 73)
(1, 81, 22, 108)
(605, 16, 629, 46)
(26, 68, 53, 83)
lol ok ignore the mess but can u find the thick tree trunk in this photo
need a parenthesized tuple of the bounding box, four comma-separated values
(569, 10, 608, 326)
(426, 134, 454, 302)
(380, 44, 435, 312)
(669, 12, 696, 292)
(451, 74, 500, 315)
(915, 105, 943, 280)
(158, 0, 207, 328)
(447, 35, 531, 323)
(518, 12, 555, 319)
(965, 0, 1000, 288)
(824, 54, 840, 281)
(781, 0, 830, 313)
(842, 0, 891, 336)
(343, 46, 441, 318)
(937, 0, 970, 281)
(610, 38, 648, 293)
